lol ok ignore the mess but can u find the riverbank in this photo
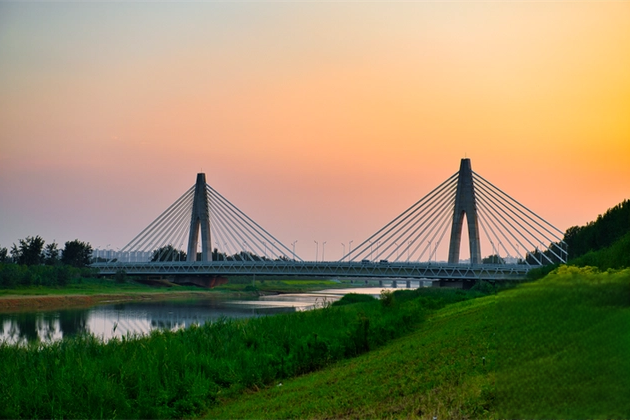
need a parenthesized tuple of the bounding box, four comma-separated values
(0, 278, 356, 312)
(0, 287, 483, 419)
(0, 290, 225, 312)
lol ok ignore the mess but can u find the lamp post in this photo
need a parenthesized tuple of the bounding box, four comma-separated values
(314, 240, 319, 262)
(368, 240, 373, 261)
(291, 240, 298, 260)
(349, 240, 353, 256)
(428, 241, 432, 263)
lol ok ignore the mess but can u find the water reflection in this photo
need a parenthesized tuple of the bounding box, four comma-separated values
(0, 282, 424, 345)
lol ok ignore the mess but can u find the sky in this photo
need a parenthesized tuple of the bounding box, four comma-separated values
(1, 1, 629, 262)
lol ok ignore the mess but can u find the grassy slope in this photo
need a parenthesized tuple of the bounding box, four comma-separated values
(205, 267, 630, 419)
(497, 266, 630, 418)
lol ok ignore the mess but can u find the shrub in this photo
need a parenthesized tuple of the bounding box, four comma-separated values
(380, 290, 397, 308)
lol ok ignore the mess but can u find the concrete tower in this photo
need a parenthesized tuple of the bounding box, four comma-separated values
(447, 158, 482, 264)
(187, 173, 212, 262)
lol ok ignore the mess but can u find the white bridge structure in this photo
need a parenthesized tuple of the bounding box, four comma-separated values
(93, 159, 567, 283)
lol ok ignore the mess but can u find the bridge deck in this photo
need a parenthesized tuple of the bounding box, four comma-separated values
(92, 261, 530, 281)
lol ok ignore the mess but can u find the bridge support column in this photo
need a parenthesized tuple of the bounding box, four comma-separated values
(392, 280, 397, 288)
(406, 280, 411, 288)
(448, 158, 482, 264)
(187, 173, 212, 262)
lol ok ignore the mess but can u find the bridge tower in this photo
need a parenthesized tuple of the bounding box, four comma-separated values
(187, 173, 212, 262)
(448, 158, 482, 264)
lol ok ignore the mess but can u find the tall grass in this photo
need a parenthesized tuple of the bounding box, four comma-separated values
(0, 287, 484, 419)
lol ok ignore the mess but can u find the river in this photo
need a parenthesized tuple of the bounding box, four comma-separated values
(0, 283, 425, 345)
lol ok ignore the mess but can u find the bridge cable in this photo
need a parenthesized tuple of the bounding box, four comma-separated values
(343, 172, 458, 262)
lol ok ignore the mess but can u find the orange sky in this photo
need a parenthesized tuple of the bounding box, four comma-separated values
(0, 1, 628, 261)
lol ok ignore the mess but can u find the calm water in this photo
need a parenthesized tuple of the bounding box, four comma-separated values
(0, 282, 425, 345)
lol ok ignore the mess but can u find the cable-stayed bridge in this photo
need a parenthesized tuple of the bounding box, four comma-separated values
(93, 159, 567, 283)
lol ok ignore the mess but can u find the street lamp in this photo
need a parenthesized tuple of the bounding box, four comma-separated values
(291, 240, 298, 260)
(428, 241, 432, 263)
(349, 240, 353, 256)
(368, 240, 373, 261)
(314, 240, 319, 262)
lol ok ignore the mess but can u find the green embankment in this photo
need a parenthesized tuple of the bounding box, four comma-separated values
(206, 266, 630, 419)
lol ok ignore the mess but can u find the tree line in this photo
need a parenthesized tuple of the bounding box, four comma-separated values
(0, 236, 95, 288)
(150, 245, 290, 262)
(563, 199, 630, 259)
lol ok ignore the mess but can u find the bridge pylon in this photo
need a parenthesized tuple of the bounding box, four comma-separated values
(340, 157, 567, 266)
(448, 158, 482, 264)
(113, 172, 301, 263)
(187, 173, 212, 262)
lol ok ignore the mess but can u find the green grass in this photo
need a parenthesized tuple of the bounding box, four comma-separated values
(204, 266, 630, 419)
(496, 265, 630, 418)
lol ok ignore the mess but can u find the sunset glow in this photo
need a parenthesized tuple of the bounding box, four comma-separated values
(1, 1, 628, 261)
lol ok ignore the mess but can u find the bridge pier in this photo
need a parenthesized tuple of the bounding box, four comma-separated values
(406, 280, 411, 288)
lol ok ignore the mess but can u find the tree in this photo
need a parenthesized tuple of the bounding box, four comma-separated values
(0, 247, 8, 263)
(44, 242, 60, 265)
(482, 254, 505, 264)
(61, 240, 93, 268)
(13, 236, 45, 266)
(151, 245, 186, 262)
